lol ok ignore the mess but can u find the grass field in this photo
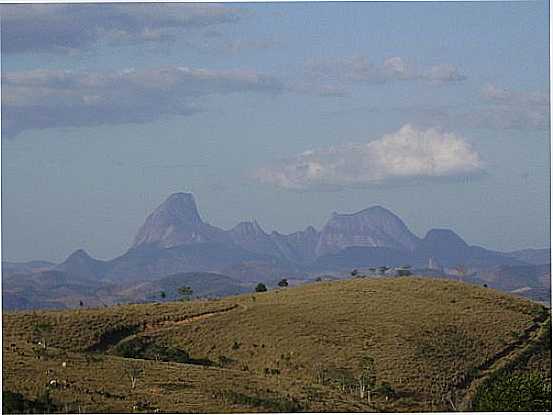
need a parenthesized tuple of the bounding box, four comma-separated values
(3, 276, 550, 412)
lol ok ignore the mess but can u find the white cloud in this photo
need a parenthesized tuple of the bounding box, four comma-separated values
(255, 124, 484, 190)
(2, 67, 283, 138)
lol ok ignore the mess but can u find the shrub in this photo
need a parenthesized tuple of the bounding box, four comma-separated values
(219, 390, 303, 412)
(114, 337, 190, 363)
(473, 371, 551, 411)
(376, 382, 397, 399)
(3, 389, 59, 414)
(278, 279, 289, 288)
(255, 283, 267, 293)
(218, 355, 234, 368)
(178, 286, 193, 301)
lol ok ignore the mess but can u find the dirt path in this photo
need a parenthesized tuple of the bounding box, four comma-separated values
(88, 303, 244, 352)
(143, 304, 243, 334)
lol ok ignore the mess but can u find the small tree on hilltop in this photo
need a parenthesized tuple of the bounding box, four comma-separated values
(351, 269, 358, 277)
(255, 283, 267, 293)
(32, 321, 53, 351)
(160, 291, 166, 299)
(278, 278, 289, 288)
(178, 286, 193, 301)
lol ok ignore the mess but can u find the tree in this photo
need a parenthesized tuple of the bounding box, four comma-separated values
(358, 356, 377, 404)
(397, 268, 412, 277)
(278, 278, 289, 288)
(178, 286, 193, 301)
(123, 361, 145, 390)
(160, 291, 166, 299)
(351, 269, 358, 277)
(315, 277, 323, 282)
(32, 321, 52, 351)
(255, 283, 267, 293)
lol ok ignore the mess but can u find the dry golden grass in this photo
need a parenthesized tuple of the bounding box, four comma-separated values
(3, 276, 549, 412)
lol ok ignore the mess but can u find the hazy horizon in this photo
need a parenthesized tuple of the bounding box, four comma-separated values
(2, 2, 550, 263)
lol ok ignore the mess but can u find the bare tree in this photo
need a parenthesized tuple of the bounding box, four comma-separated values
(358, 356, 377, 404)
(123, 361, 145, 390)
(32, 321, 53, 351)
(313, 363, 327, 385)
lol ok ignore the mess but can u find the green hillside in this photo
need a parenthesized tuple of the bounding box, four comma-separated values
(3, 277, 550, 413)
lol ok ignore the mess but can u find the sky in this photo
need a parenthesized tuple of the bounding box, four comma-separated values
(1, 1, 550, 263)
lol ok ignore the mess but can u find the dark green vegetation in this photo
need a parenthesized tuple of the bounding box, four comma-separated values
(470, 315, 551, 411)
(255, 283, 267, 292)
(473, 372, 550, 411)
(3, 277, 551, 413)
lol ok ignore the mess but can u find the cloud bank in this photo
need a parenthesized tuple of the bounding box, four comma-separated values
(2, 67, 283, 138)
(305, 56, 466, 86)
(0, 4, 245, 54)
(255, 124, 484, 191)
(471, 84, 550, 130)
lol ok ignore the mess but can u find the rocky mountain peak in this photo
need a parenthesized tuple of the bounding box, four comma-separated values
(154, 192, 202, 225)
(423, 229, 468, 249)
(316, 205, 420, 256)
(131, 192, 228, 249)
(231, 220, 266, 237)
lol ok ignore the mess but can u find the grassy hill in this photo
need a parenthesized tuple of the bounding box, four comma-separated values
(3, 276, 550, 413)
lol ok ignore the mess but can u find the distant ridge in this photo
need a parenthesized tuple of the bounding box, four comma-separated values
(3, 191, 549, 309)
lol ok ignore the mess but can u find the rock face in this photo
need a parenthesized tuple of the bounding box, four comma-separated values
(131, 194, 422, 262)
(131, 193, 228, 249)
(228, 221, 283, 258)
(271, 226, 320, 264)
(315, 206, 420, 257)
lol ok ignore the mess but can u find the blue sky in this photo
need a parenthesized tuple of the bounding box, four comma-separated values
(1, 1, 550, 262)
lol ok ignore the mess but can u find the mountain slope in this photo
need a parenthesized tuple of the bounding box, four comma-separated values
(315, 206, 420, 257)
(270, 226, 320, 264)
(506, 248, 551, 265)
(228, 221, 283, 259)
(117, 271, 250, 302)
(2, 260, 55, 278)
(105, 242, 277, 282)
(3, 277, 549, 412)
(131, 192, 229, 249)
(55, 249, 109, 280)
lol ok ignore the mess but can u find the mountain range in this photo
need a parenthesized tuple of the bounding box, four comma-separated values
(3, 192, 550, 309)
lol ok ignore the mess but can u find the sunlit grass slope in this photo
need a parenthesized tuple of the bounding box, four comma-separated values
(3, 277, 549, 412)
